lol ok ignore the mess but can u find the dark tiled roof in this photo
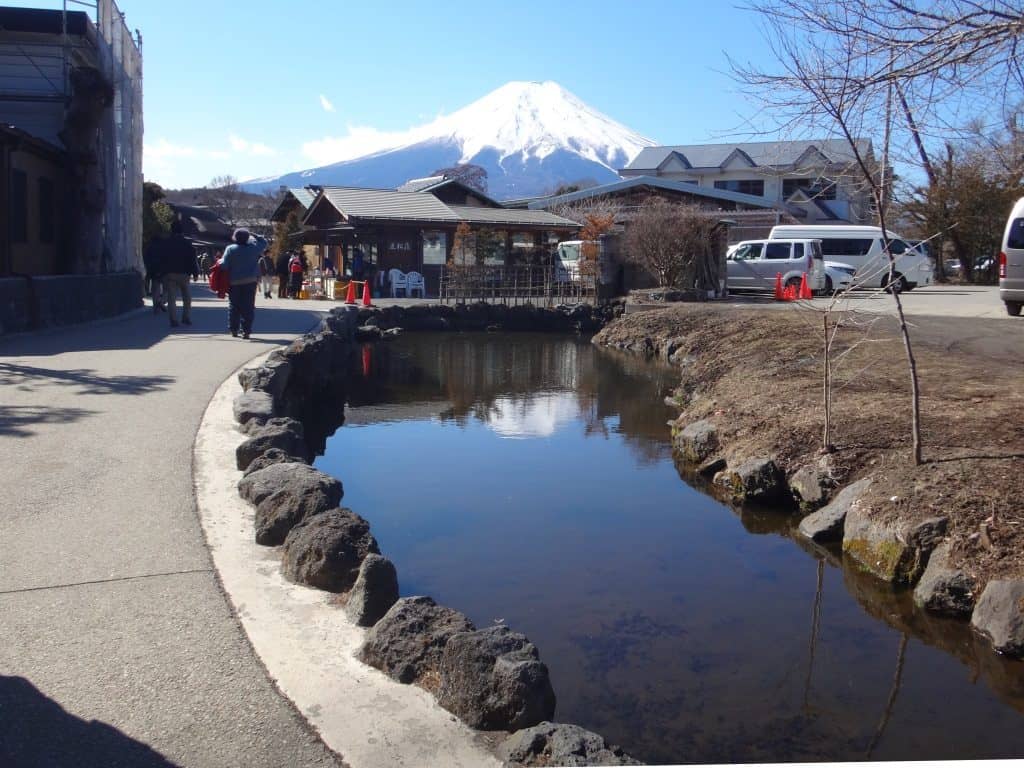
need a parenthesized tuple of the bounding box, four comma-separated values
(397, 176, 446, 193)
(526, 175, 786, 212)
(447, 205, 579, 228)
(624, 139, 872, 172)
(321, 186, 460, 223)
(289, 187, 317, 210)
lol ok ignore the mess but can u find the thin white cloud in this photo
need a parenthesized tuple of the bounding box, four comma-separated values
(228, 134, 276, 157)
(319, 94, 335, 113)
(301, 124, 417, 166)
(144, 138, 198, 161)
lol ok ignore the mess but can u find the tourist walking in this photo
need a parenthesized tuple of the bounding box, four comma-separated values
(143, 236, 166, 314)
(259, 251, 275, 299)
(199, 251, 213, 280)
(275, 250, 290, 298)
(161, 220, 200, 327)
(288, 252, 304, 298)
(220, 228, 267, 339)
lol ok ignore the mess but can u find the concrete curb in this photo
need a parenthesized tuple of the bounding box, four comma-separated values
(194, 354, 501, 768)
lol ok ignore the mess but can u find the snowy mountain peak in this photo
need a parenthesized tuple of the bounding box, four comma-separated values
(426, 80, 656, 170)
(248, 81, 656, 198)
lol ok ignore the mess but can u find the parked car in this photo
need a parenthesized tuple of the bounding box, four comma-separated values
(824, 261, 856, 294)
(726, 238, 826, 293)
(944, 259, 963, 278)
(1000, 196, 1024, 316)
(768, 225, 934, 292)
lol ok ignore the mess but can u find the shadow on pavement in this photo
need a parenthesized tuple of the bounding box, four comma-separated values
(0, 405, 99, 438)
(0, 675, 180, 768)
(0, 363, 175, 397)
(0, 286, 325, 358)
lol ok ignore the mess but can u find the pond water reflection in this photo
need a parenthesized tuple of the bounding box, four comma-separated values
(315, 333, 1024, 764)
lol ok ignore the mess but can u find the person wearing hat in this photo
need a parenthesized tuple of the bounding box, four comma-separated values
(219, 228, 268, 338)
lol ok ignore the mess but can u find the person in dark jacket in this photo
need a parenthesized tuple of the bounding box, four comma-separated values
(275, 250, 290, 298)
(160, 220, 200, 327)
(143, 238, 166, 314)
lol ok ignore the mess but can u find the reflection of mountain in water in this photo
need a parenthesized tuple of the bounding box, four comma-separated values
(486, 393, 580, 439)
(344, 333, 678, 462)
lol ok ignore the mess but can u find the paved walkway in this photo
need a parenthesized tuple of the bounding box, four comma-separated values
(0, 287, 343, 767)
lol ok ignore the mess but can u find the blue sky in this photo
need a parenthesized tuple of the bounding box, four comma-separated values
(13, 1, 778, 188)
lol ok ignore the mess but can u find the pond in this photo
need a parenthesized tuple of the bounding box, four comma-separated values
(315, 333, 1024, 764)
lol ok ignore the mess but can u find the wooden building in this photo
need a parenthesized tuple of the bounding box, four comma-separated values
(300, 180, 580, 295)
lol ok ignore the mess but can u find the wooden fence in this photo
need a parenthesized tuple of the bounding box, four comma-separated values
(438, 264, 597, 306)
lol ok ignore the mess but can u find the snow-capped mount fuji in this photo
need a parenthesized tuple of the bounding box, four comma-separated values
(247, 81, 656, 199)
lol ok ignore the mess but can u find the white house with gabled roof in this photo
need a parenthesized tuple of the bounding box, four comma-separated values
(620, 139, 877, 225)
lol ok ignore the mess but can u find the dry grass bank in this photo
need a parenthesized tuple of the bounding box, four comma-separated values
(594, 303, 1024, 585)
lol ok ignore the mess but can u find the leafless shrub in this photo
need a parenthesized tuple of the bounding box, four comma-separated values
(624, 200, 720, 289)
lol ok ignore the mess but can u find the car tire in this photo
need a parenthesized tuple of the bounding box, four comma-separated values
(824, 276, 834, 294)
(883, 272, 906, 293)
(1007, 301, 1023, 317)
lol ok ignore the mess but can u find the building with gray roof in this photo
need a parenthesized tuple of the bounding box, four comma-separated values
(621, 139, 876, 224)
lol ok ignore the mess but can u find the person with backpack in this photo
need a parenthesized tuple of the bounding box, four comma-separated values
(220, 228, 267, 338)
(259, 250, 275, 299)
(275, 250, 291, 298)
(288, 251, 305, 299)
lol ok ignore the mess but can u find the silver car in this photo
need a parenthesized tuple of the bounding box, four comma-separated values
(1001, 197, 1024, 316)
(727, 239, 826, 293)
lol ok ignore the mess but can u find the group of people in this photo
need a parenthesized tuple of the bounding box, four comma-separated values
(263, 249, 315, 300)
(143, 220, 201, 327)
(144, 223, 320, 339)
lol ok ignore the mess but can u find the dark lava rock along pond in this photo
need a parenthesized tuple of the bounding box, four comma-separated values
(315, 333, 1024, 765)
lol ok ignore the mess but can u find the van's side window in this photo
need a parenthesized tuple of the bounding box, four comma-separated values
(820, 238, 872, 256)
(734, 243, 762, 260)
(1008, 219, 1024, 249)
(793, 242, 804, 259)
(889, 239, 908, 254)
(764, 242, 791, 260)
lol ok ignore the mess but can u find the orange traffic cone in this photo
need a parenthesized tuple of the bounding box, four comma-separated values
(783, 283, 797, 301)
(799, 272, 813, 300)
(361, 279, 372, 307)
(773, 272, 784, 301)
(344, 280, 356, 305)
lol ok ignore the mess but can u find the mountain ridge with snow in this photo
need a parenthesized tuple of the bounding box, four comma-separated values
(246, 81, 656, 199)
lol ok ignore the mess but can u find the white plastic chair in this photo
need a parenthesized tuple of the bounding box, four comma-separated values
(406, 270, 426, 298)
(389, 269, 408, 297)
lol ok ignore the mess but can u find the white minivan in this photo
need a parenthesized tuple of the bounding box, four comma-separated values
(999, 196, 1024, 317)
(768, 225, 934, 292)
(726, 238, 826, 293)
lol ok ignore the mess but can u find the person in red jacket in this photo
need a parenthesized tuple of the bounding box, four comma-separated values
(288, 252, 304, 299)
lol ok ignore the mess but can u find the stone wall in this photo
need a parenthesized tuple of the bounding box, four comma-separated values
(0, 271, 143, 335)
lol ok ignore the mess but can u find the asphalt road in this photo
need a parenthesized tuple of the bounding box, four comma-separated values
(0, 288, 344, 768)
(629, 284, 1024, 364)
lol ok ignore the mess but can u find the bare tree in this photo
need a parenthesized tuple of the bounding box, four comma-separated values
(728, 0, 1024, 465)
(624, 200, 720, 289)
(203, 175, 246, 227)
(431, 163, 489, 193)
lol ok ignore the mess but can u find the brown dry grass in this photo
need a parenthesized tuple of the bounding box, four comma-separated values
(595, 303, 1024, 585)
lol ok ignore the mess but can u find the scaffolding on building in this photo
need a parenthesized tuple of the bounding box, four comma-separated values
(0, 0, 143, 272)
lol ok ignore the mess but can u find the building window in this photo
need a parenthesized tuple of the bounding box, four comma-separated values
(783, 177, 837, 200)
(10, 169, 28, 243)
(422, 230, 447, 265)
(714, 179, 765, 196)
(38, 177, 55, 244)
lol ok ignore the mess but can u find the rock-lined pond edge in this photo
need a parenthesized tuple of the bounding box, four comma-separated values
(196, 303, 640, 768)
(593, 304, 1024, 661)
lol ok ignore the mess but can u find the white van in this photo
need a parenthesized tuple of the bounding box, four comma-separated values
(726, 239, 826, 293)
(999, 196, 1024, 316)
(768, 225, 934, 292)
